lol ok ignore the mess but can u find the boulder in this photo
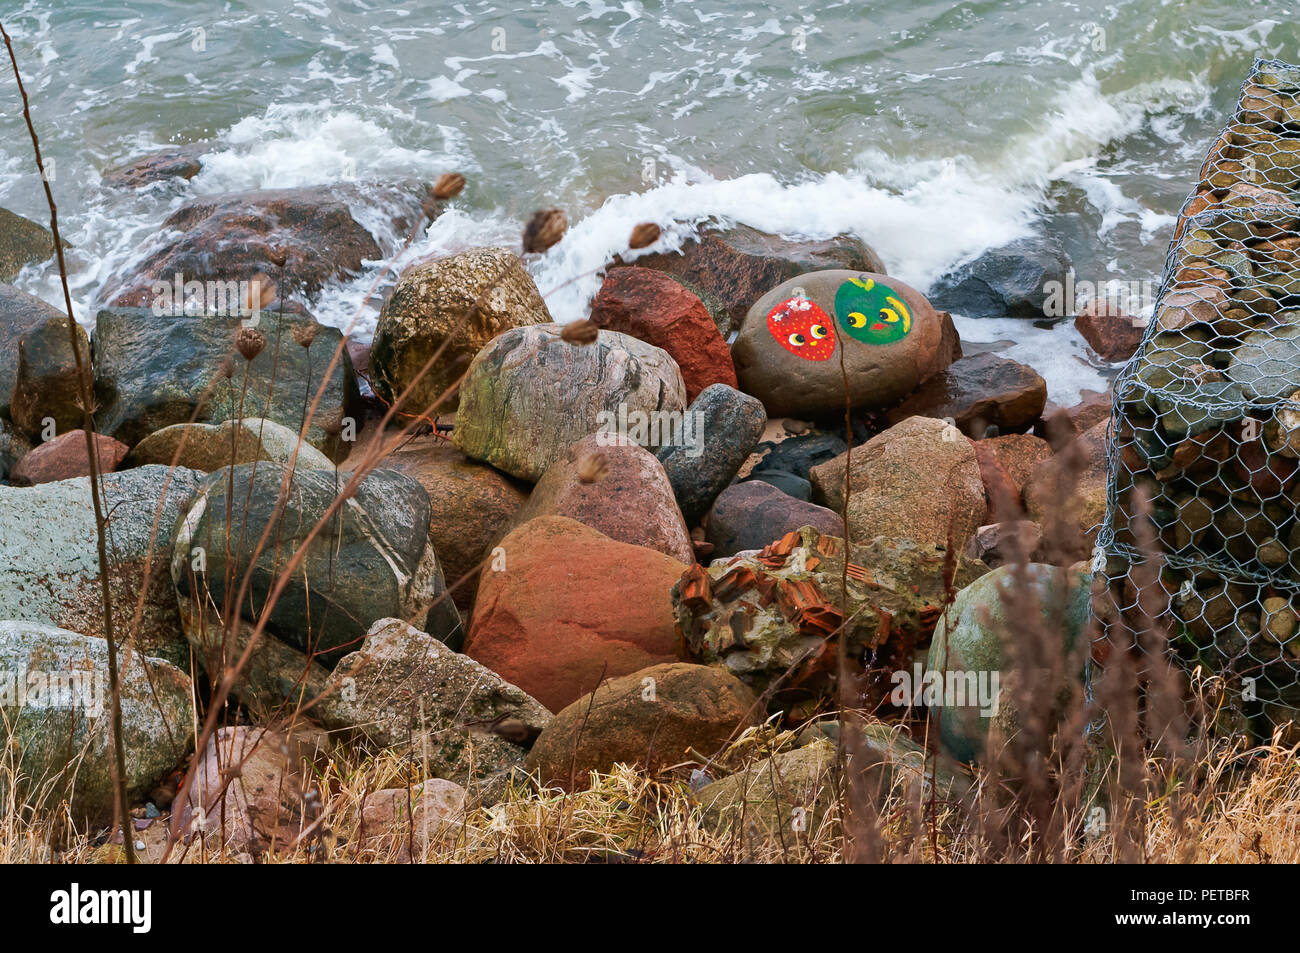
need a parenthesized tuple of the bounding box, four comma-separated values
(171, 463, 461, 669)
(809, 416, 987, 554)
(103, 145, 205, 188)
(929, 236, 1071, 318)
(589, 266, 737, 401)
(466, 516, 686, 712)
(1040, 389, 1111, 449)
(745, 470, 811, 500)
(964, 520, 1046, 568)
(107, 185, 432, 306)
(733, 271, 952, 417)
(183, 725, 326, 855)
(370, 247, 551, 414)
(122, 417, 335, 473)
(507, 432, 693, 564)
(452, 323, 688, 482)
(1023, 419, 1109, 563)
(974, 433, 1053, 495)
(360, 430, 527, 614)
(1227, 325, 1300, 403)
(615, 225, 885, 334)
(0, 208, 56, 283)
(696, 738, 837, 837)
(174, 611, 329, 717)
(9, 315, 90, 439)
(0, 620, 193, 826)
(674, 526, 988, 705)
(0, 466, 204, 666)
(885, 352, 1047, 437)
(526, 662, 758, 790)
(704, 480, 843, 558)
(1075, 297, 1146, 361)
(315, 618, 551, 800)
(656, 383, 766, 525)
(796, 718, 973, 804)
(0, 283, 65, 420)
(749, 430, 847, 480)
(927, 565, 1091, 763)
(9, 430, 128, 486)
(0, 417, 32, 482)
(970, 432, 1053, 518)
(92, 307, 359, 458)
(354, 779, 467, 861)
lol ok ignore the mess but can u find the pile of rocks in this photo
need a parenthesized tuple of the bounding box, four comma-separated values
(0, 168, 1103, 849)
(1101, 57, 1300, 739)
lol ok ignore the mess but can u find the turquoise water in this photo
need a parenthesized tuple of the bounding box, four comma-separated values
(1, 0, 1297, 401)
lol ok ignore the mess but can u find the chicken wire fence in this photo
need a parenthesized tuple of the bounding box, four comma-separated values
(1095, 58, 1300, 740)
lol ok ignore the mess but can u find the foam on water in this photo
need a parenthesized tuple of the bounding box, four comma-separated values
(4, 1, 1295, 409)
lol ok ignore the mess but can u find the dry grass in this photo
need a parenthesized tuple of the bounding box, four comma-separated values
(2, 719, 1298, 864)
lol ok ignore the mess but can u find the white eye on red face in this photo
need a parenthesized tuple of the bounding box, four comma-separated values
(767, 296, 837, 361)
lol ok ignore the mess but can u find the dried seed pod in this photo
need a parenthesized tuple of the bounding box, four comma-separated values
(219, 355, 236, 379)
(291, 322, 319, 348)
(560, 319, 600, 345)
(235, 325, 266, 361)
(627, 222, 661, 249)
(522, 207, 567, 253)
(433, 172, 466, 200)
(320, 409, 344, 437)
(577, 452, 609, 483)
(266, 247, 289, 268)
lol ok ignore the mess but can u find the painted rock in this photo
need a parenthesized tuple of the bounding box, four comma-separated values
(733, 270, 951, 417)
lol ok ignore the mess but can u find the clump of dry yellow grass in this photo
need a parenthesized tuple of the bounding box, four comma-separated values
(3, 726, 1297, 864)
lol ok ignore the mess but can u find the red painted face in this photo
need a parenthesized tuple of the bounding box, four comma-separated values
(766, 296, 836, 361)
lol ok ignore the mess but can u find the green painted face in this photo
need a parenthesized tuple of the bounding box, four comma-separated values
(834, 276, 912, 345)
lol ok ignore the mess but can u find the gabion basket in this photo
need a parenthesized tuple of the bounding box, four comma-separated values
(1097, 57, 1300, 740)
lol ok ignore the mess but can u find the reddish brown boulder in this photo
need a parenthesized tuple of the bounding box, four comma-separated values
(348, 430, 528, 614)
(526, 662, 759, 790)
(505, 432, 693, 563)
(971, 432, 1054, 517)
(589, 267, 736, 401)
(466, 516, 686, 712)
(1040, 389, 1111, 449)
(613, 225, 885, 334)
(103, 145, 205, 188)
(1024, 419, 1109, 563)
(107, 185, 433, 307)
(9, 430, 128, 486)
(1075, 297, 1145, 362)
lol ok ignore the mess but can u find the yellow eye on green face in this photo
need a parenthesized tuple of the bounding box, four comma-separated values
(835, 278, 913, 345)
(810, 324, 828, 339)
(789, 332, 806, 347)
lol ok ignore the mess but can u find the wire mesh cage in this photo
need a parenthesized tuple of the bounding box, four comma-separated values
(1097, 58, 1300, 741)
